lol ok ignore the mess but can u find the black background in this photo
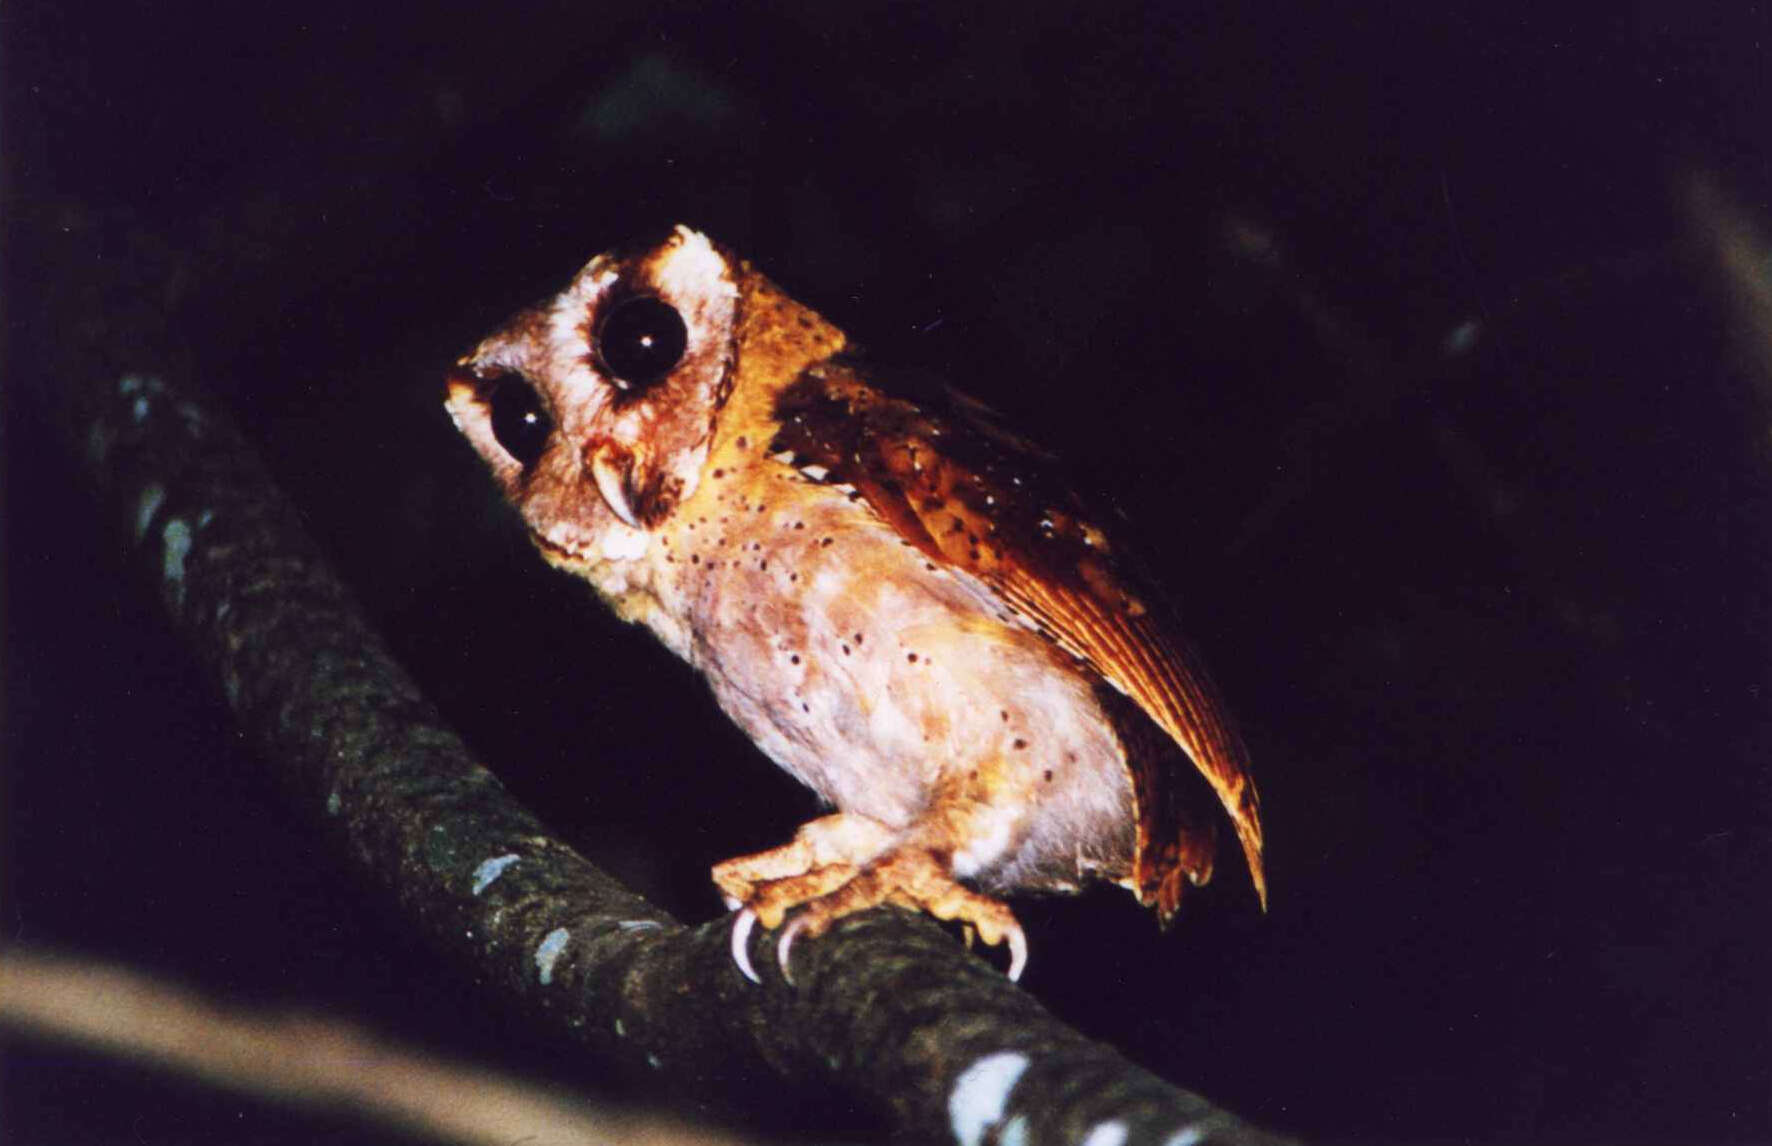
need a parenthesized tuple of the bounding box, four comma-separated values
(4, 3, 1770, 1143)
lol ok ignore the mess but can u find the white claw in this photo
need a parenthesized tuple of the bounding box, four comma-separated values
(776, 915, 811, 985)
(721, 894, 742, 912)
(730, 908, 762, 984)
(1005, 925, 1029, 982)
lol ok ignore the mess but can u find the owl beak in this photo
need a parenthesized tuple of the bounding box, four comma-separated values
(587, 443, 641, 528)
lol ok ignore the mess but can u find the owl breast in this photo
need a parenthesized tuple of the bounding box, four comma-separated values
(628, 441, 1137, 893)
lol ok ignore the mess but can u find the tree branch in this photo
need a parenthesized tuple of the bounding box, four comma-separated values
(47, 221, 1294, 1146)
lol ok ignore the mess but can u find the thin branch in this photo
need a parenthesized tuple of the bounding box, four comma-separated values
(0, 947, 757, 1146)
(47, 221, 1294, 1146)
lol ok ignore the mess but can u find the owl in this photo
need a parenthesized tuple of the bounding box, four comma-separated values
(445, 226, 1264, 982)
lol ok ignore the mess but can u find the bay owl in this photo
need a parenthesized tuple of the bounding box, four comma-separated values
(445, 226, 1264, 982)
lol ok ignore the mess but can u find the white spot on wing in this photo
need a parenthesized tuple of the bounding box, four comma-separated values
(472, 854, 520, 895)
(1162, 1127, 1206, 1146)
(948, 1051, 1030, 1146)
(534, 927, 570, 985)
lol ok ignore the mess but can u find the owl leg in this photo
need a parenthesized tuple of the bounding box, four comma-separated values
(774, 847, 1028, 983)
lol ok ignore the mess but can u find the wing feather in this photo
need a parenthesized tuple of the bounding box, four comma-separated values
(772, 361, 1265, 912)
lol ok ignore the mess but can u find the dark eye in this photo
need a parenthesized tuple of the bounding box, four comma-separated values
(595, 295, 688, 391)
(486, 374, 553, 469)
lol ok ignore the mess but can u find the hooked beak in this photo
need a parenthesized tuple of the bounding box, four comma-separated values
(587, 442, 641, 528)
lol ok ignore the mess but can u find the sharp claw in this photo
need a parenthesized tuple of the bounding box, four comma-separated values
(777, 915, 809, 985)
(1004, 923, 1028, 982)
(730, 908, 761, 984)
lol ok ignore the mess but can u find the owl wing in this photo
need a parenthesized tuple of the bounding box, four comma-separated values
(770, 360, 1265, 917)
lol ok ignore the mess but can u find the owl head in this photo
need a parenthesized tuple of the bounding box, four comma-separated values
(445, 226, 743, 565)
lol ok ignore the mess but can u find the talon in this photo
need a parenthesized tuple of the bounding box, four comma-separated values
(730, 907, 761, 984)
(722, 894, 741, 912)
(1004, 922, 1028, 982)
(777, 913, 812, 984)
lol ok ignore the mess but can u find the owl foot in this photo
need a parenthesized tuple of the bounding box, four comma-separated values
(729, 846, 1028, 985)
(712, 813, 893, 911)
(714, 814, 896, 983)
(726, 862, 860, 983)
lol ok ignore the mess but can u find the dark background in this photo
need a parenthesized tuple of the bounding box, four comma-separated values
(4, 3, 1769, 1143)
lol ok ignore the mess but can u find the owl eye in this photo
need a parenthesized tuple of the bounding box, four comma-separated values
(486, 373, 553, 469)
(595, 295, 688, 391)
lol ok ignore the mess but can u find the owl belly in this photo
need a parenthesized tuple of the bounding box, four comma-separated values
(653, 485, 1136, 894)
